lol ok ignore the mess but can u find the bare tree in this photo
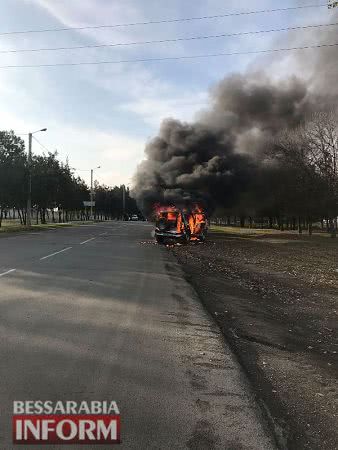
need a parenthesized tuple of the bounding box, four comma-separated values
(270, 110, 338, 236)
(301, 111, 338, 236)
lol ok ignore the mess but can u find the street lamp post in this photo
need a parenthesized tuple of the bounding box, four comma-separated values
(26, 128, 47, 227)
(122, 184, 126, 219)
(90, 166, 100, 220)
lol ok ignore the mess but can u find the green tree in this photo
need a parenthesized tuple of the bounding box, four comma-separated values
(0, 131, 27, 225)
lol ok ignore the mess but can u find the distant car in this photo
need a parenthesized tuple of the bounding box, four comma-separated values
(131, 214, 139, 221)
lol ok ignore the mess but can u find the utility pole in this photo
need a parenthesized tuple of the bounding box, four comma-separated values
(26, 133, 32, 227)
(26, 128, 47, 227)
(122, 184, 126, 219)
(90, 169, 94, 220)
(89, 166, 100, 220)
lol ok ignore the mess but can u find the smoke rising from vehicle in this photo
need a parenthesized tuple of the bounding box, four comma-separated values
(132, 13, 338, 215)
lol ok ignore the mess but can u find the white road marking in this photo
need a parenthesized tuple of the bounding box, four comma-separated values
(79, 224, 99, 227)
(80, 237, 96, 245)
(0, 269, 16, 277)
(99, 232, 108, 236)
(40, 247, 72, 260)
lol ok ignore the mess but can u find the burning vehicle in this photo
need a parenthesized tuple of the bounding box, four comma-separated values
(154, 205, 190, 244)
(186, 205, 208, 242)
(153, 204, 208, 244)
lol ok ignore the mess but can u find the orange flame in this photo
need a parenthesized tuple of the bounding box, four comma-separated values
(187, 204, 207, 239)
(153, 203, 207, 238)
(153, 203, 177, 216)
(153, 204, 184, 233)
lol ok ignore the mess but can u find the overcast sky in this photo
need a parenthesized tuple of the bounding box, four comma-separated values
(0, 0, 334, 186)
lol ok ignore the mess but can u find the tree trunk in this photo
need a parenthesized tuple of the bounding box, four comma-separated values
(308, 220, 313, 236)
(328, 218, 336, 238)
(41, 208, 46, 224)
(279, 219, 284, 231)
(298, 217, 302, 234)
(292, 217, 296, 230)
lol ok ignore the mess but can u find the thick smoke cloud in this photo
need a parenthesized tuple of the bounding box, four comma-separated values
(133, 12, 338, 215)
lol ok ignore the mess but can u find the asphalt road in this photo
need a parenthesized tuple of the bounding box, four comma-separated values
(0, 221, 276, 449)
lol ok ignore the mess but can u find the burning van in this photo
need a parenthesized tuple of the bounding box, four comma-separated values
(154, 206, 190, 244)
(187, 205, 208, 242)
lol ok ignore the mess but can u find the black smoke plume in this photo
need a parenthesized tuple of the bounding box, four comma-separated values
(132, 12, 338, 215)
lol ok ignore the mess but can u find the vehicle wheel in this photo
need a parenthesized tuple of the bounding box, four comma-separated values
(156, 236, 165, 244)
(180, 235, 189, 245)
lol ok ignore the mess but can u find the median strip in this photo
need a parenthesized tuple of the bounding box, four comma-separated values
(0, 269, 16, 277)
(80, 237, 96, 245)
(40, 247, 72, 261)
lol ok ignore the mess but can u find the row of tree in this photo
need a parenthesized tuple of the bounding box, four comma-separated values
(216, 111, 338, 236)
(0, 130, 139, 226)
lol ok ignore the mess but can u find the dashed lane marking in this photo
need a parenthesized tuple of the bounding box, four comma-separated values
(40, 247, 72, 261)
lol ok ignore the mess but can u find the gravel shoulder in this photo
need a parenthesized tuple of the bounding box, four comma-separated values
(172, 228, 338, 450)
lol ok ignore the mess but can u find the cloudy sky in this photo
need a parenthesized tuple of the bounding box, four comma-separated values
(0, 0, 334, 186)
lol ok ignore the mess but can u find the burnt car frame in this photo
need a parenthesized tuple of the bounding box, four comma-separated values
(154, 207, 191, 245)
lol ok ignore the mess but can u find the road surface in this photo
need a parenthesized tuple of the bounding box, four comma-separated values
(0, 221, 275, 449)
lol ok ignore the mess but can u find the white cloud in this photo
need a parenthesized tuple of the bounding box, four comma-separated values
(30, 0, 140, 28)
(0, 106, 144, 187)
(121, 92, 208, 126)
(35, 124, 145, 187)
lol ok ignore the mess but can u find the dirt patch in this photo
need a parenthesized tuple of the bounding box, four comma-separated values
(172, 229, 338, 450)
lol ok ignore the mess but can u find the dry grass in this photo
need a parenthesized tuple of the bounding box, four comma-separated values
(210, 225, 332, 239)
(173, 228, 338, 449)
(0, 220, 94, 234)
